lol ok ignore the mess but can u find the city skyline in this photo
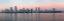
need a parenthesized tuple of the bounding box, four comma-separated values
(0, 0, 64, 21)
(1, 6, 62, 13)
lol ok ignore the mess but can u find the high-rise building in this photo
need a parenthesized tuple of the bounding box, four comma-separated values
(23, 8, 25, 13)
(35, 7, 38, 13)
(31, 8, 33, 13)
(26, 8, 30, 13)
(10, 7, 13, 12)
(38, 7, 40, 13)
(52, 8, 56, 13)
(15, 6, 17, 12)
(53, 8, 55, 12)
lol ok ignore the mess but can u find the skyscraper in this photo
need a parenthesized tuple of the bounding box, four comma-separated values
(52, 8, 56, 13)
(23, 8, 25, 13)
(15, 6, 17, 12)
(26, 8, 30, 13)
(38, 7, 40, 13)
(35, 7, 38, 13)
(31, 8, 33, 13)
(53, 8, 55, 12)
(10, 7, 13, 12)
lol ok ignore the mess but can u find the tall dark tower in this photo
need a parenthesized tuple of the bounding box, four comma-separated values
(31, 8, 33, 13)
(53, 8, 55, 11)
(53, 8, 56, 13)
(35, 7, 38, 13)
(38, 7, 40, 13)
(15, 6, 17, 12)
(23, 8, 25, 13)
(10, 7, 13, 12)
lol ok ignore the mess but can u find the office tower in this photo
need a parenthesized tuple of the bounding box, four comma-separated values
(23, 8, 25, 13)
(10, 7, 13, 12)
(35, 7, 38, 13)
(53, 8, 55, 12)
(15, 6, 17, 12)
(26, 8, 30, 13)
(52, 8, 56, 13)
(38, 7, 40, 13)
(31, 8, 33, 13)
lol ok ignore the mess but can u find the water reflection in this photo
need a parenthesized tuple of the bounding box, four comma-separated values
(14, 13, 17, 21)
(4, 13, 13, 21)
(0, 13, 64, 21)
(53, 13, 55, 21)
(9, 13, 13, 21)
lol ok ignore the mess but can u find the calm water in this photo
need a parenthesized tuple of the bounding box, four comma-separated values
(0, 13, 64, 21)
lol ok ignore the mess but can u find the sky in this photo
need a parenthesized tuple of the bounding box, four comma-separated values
(0, 0, 64, 11)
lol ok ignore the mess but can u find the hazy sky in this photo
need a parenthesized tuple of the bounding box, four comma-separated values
(0, 0, 64, 11)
